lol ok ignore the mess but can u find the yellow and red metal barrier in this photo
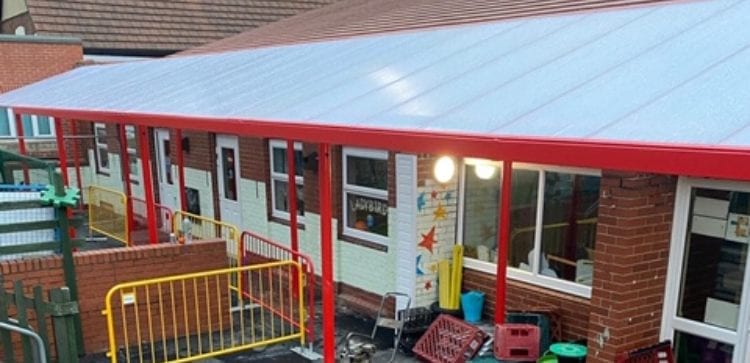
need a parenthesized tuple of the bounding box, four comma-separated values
(103, 261, 305, 363)
(87, 185, 129, 245)
(241, 231, 316, 345)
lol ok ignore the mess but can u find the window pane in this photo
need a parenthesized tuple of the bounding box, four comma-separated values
(273, 179, 305, 216)
(0, 108, 10, 136)
(677, 188, 748, 331)
(96, 125, 107, 140)
(272, 146, 303, 176)
(98, 147, 109, 169)
(221, 147, 237, 201)
(162, 140, 172, 184)
(37, 116, 52, 135)
(674, 330, 733, 362)
(540, 172, 600, 284)
(509, 169, 540, 269)
(129, 153, 139, 176)
(346, 193, 388, 237)
(21, 115, 33, 136)
(346, 155, 387, 190)
(126, 126, 136, 149)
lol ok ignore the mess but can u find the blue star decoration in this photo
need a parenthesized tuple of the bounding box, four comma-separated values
(444, 191, 453, 202)
(417, 192, 427, 212)
(416, 254, 425, 276)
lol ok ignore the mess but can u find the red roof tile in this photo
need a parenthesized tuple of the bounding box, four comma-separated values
(183, 0, 683, 55)
(25, 0, 337, 55)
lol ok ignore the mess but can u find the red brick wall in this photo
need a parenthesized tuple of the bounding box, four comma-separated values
(0, 240, 227, 354)
(463, 269, 591, 340)
(0, 37, 82, 93)
(586, 172, 676, 362)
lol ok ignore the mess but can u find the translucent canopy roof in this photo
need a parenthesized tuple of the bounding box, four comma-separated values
(1, 0, 750, 148)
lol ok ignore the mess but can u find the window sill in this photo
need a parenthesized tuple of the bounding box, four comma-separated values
(463, 257, 592, 299)
(269, 215, 306, 230)
(96, 170, 111, 177)
(340, 234, 388, 253)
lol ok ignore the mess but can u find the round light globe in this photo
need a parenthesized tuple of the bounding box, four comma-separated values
(474, 163, 497, 180)
(434, 156, 455, 183)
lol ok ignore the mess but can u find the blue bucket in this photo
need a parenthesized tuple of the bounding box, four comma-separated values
(461, 290, 485, 323)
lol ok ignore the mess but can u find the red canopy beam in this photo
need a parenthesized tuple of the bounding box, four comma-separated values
(495, 160, 513, 325)
(137, 125, 159, 244)
(176, 129, 187, 211)
(119, 123, 134, 246)
(318, 143, 335, 362)
(54, 118, 70, 186)
(13, 113, 29, 183)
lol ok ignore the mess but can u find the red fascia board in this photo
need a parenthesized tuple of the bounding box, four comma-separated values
(12, 105, 750, 181)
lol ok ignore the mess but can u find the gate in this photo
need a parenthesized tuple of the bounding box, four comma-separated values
(0, 278, 81, 363)
(103, 261, 305, 363)
(87, 185, 129, 245)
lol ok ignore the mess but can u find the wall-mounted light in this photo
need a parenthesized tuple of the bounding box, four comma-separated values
(434, 156, 455, 183)
(474, 163, 497, 180)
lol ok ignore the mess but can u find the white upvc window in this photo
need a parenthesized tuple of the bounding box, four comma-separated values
(0, 108, 55, 138)
(269, 140, 304, 221)
(124, 125, 139, 180)
(342, 147, 389, 245)
(94, 123, 110, 173)
(457, 161, 601, 298)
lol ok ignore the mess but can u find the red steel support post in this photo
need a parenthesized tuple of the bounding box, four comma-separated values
(495, 160, 513, 325)
(318, 143, 335, 362)
(119, 124, 134, 245)
(14, 113, 29, 183)
(69, 120, 84, 211)
(287, 140, 300, 296)
(176, 129, 187, 211)
(54, 118, 70, 186)
(138, 125, 159, 244)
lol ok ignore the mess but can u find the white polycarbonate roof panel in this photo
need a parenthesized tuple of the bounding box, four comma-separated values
(1, 0, 749, 148)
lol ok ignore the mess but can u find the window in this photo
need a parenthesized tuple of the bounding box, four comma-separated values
(0, 108, 13, 138)
(124, 126, 139, 178)
(0, 109, 54, 138)
(269, 140, 305, 220)
(342, 147, 389, 244)
(458, 162, 600, 297)
(94, 123, 110, 173)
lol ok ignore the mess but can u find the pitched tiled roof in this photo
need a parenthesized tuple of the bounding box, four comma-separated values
(183, 0, 679, 55)
(25, 0, 337, 55)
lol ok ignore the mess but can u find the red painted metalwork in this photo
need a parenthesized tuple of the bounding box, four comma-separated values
(54, 118, 70, 186)
(318, 143, 335, 363)
(128, 195, 173, 234)
(240, 230, 316, 344)
(69, 120, 84, 211)
(10, 107, 750, 182)
(119, 124, 134, 245)
(175, 129, 187, 211)
(287, 139, 301, 298)
(495, 161, 512, 325)
(137, 125, 159, 244)
(13, 113, 29, 183)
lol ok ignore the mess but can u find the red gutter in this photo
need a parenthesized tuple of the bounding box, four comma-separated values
(10, 106, 750, 182)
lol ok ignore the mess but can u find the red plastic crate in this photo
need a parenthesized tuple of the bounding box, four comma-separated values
(412, 314, 487, 363)
(494, 323, 541, 361)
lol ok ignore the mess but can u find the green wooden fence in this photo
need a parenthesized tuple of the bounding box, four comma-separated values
(0, 277, 80, 362)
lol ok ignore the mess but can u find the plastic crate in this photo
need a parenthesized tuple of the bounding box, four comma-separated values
(507, 311, 551, 354)
(413, 314, 487, 363)
(399, 306, 436, 333)
(494, 323, 541, 361)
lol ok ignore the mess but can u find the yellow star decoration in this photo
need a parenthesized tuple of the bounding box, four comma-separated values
(433, 202, 447, 221)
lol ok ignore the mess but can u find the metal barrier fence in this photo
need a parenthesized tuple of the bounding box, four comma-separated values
(172, 211, 240, 261)
(103, 261, 305, 363)
(240, 231, 316, 345)
(88, 186, 129, 245)
(129, 196, 173, 234)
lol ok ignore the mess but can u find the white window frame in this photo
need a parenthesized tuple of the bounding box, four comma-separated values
(124, 125, 139, 181)
(457, 161, 601, 298)
(269, 140, 304, 221)
(94, 123, 110, 173)
(0, 108, 56, 139)
(342, 147, 389, 245)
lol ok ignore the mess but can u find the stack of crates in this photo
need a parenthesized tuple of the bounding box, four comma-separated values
(507, 311, 552, 354)
(413, 314, 487, 363)
(494, 324, 541, 361)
